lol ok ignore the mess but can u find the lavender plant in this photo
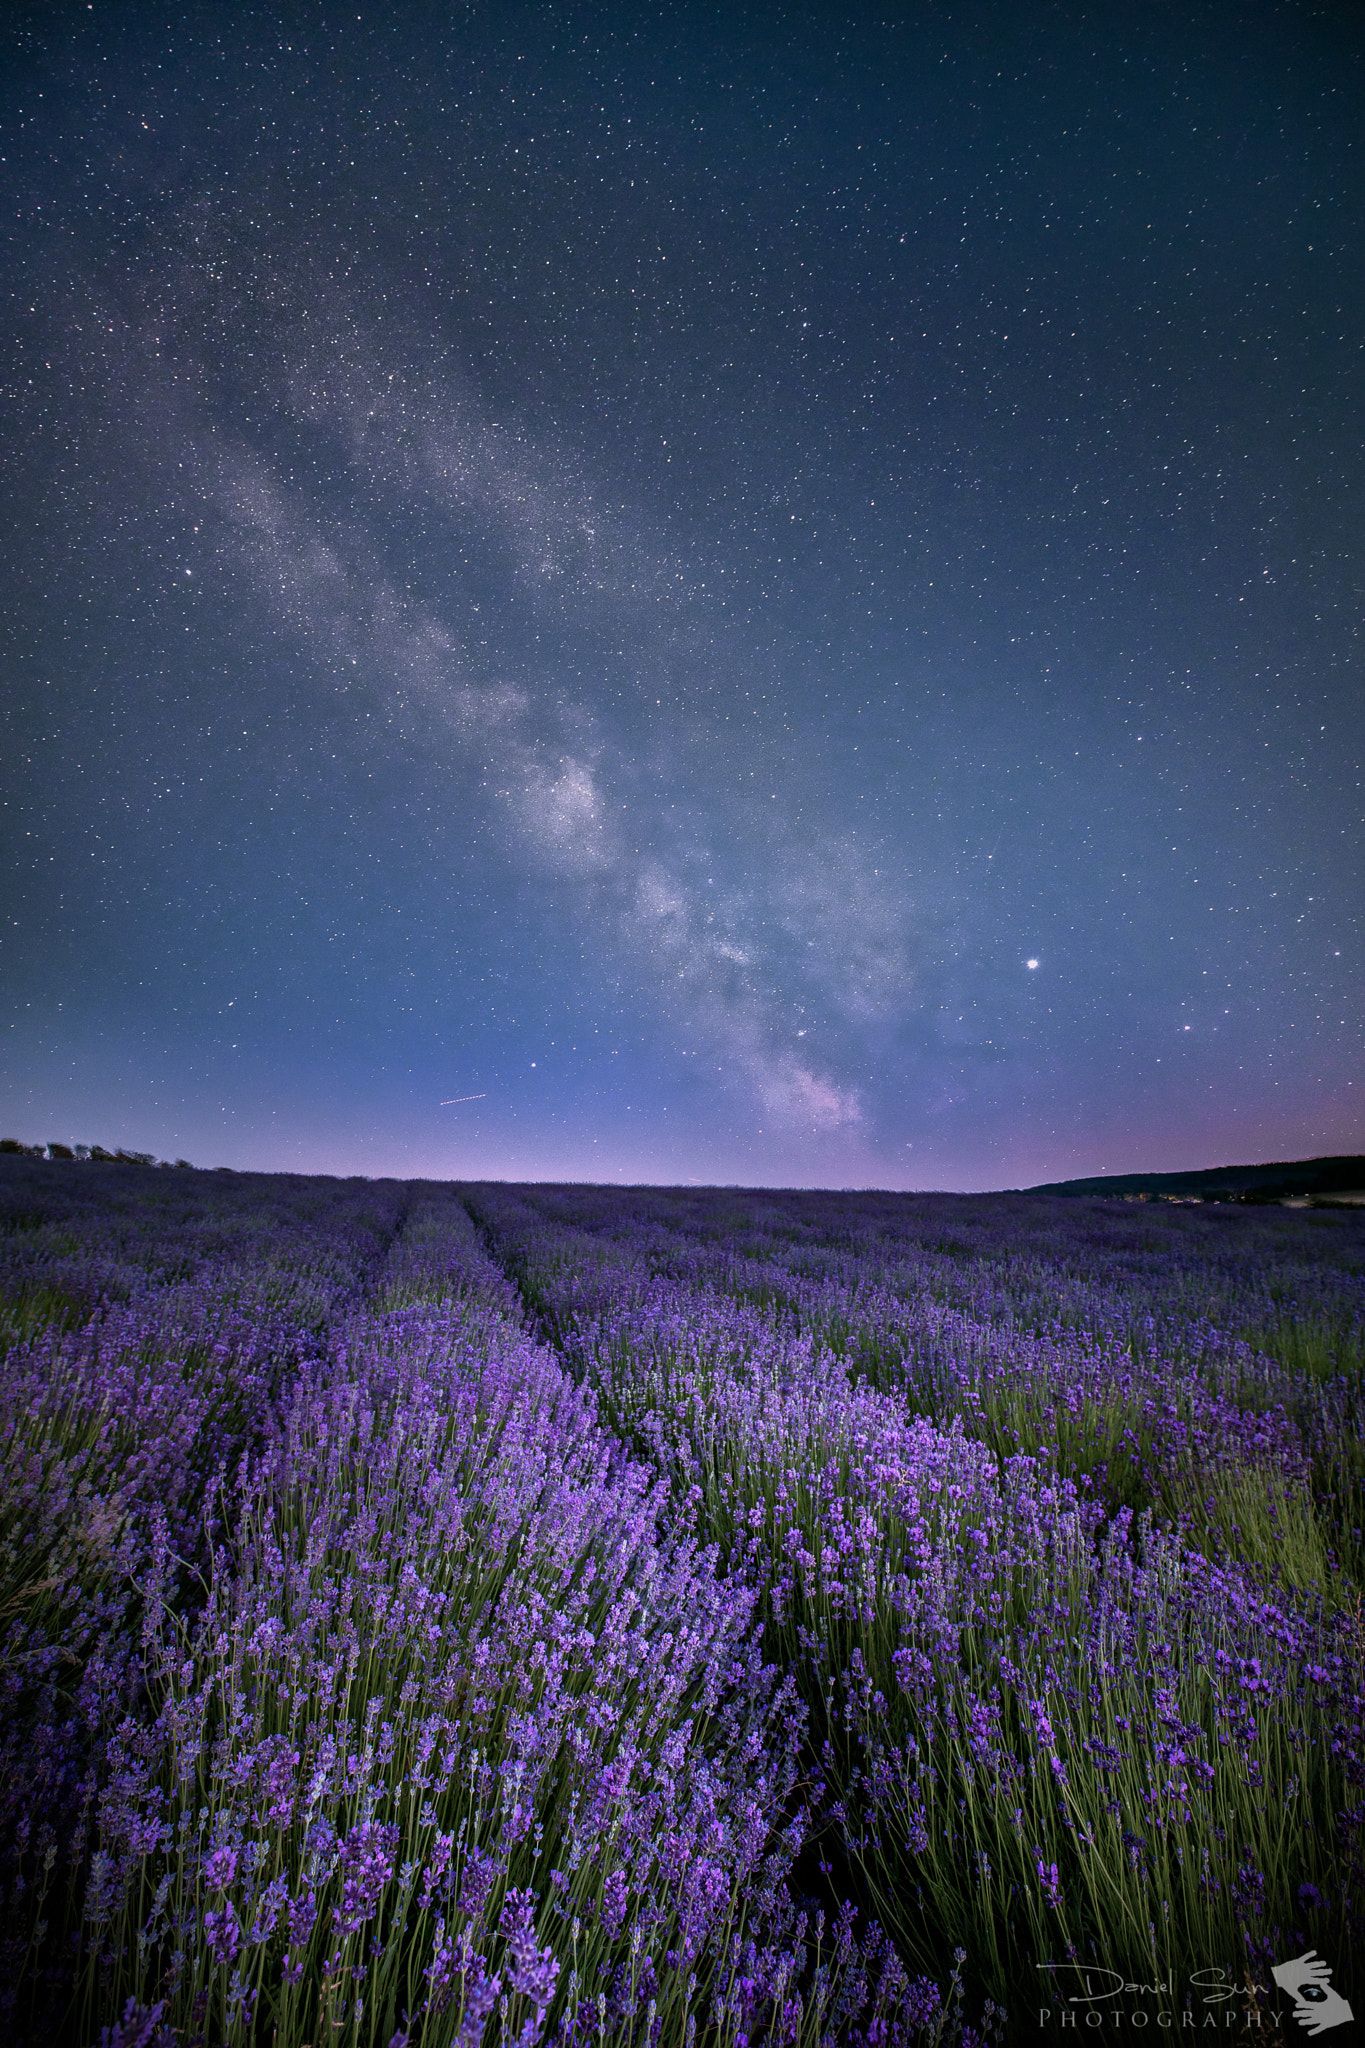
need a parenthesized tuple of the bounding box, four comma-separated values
(469, 1184, 1363, 2012)
(2, 1159, 1360, 2039)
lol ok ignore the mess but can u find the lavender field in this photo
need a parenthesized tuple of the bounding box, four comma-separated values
(2, 1161, 1361, 2045)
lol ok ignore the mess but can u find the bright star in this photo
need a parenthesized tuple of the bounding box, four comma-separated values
(1026, 958, 1040, 971)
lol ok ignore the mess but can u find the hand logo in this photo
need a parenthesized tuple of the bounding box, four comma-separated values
(1271, 1952, 1354, 2036)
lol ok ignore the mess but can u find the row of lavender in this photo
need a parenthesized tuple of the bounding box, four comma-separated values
(2, 1164, 407, 2037)
(463, 1183, 1365, 2012)
(503, 1185, 1365, 1585)
(1, 1162, 960, 2046)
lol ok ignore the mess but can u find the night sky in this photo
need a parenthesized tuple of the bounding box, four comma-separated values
(2, 2, 1361, 1190)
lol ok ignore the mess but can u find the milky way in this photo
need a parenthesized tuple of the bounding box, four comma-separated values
(2, 4, 1361, 1187)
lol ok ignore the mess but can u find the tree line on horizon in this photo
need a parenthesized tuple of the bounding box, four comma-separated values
(0, 1139, 193, 1168)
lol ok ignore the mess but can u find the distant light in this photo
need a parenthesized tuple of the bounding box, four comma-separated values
(1026, 958, 1040, 971)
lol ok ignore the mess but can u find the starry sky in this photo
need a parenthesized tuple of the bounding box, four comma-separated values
(2, 1, 1362, 1190)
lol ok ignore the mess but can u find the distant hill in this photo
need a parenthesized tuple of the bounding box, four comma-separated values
(1026, 1155, 1365, 1204)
